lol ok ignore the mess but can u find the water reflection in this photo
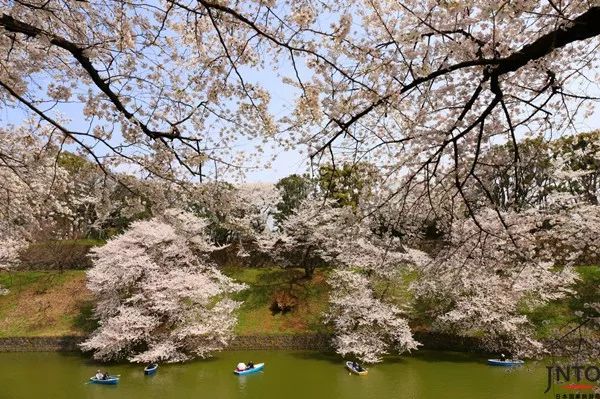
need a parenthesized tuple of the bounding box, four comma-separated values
(0, 350, 552, 399)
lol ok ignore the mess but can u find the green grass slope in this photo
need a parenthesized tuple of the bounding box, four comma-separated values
(0, 267, 330, 337)
(0, 265, 596, 340)
(0, 271, 94, 337)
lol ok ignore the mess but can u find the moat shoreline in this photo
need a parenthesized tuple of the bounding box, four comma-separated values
(0, 332, 487, 353)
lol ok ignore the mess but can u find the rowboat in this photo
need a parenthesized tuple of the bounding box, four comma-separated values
(487, 359, 525, 367)
(346, 361, 368, 375)
(234, 363, 265, 375)
(89, 376, 119, 385)
(144, 364, 158, 375)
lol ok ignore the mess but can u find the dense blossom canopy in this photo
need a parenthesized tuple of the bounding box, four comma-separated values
(327, 270, 420, 363)
(1, 0, 599, 191)
(81, 210, 246, 362)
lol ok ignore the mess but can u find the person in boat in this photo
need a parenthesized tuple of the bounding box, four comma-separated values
(501, 353, 507, 362)
(246, 361, 254, 370)
(95, 370, 109, 380)
(352, 361, 363, 371)
(236, 362, 246, 371)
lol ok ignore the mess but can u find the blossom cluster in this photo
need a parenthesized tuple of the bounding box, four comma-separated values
(80, 211, 246, 362)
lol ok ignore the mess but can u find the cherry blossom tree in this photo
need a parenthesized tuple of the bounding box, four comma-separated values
(0, 124, 154, 240)
(326, 269, 420, 363)
(293, 2, 600, 218)
(532, 201, 600, 360)
(229, 183, 280, 235)
(258, 197, 351, 277)
(412, 207, 579, 357)
(2, 0, 599, 194)
(0, 125, 67, 238)
(324, 207, 429, 362)
(548, 132, 600, 206)
(80, 209, 246, 363)
(259, 194, 425, 361)
(0, 0, 277, 181)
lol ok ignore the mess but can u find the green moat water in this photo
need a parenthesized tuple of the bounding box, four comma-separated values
(0, 350, 567, 399)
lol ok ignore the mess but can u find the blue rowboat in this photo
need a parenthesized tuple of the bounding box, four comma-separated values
(89, 376, 119, 385)
(346, 361, 368, 375)
(144, 364, 158, 375)
(234, 363, 264, 375)
(487, 359, 525, 367)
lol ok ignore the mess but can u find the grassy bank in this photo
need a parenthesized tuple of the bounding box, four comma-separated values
(0, 267, 331, 338)
(0, 265, 597, 340)
(224, 266, 330, 335)
(0, 271, 93, 337)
